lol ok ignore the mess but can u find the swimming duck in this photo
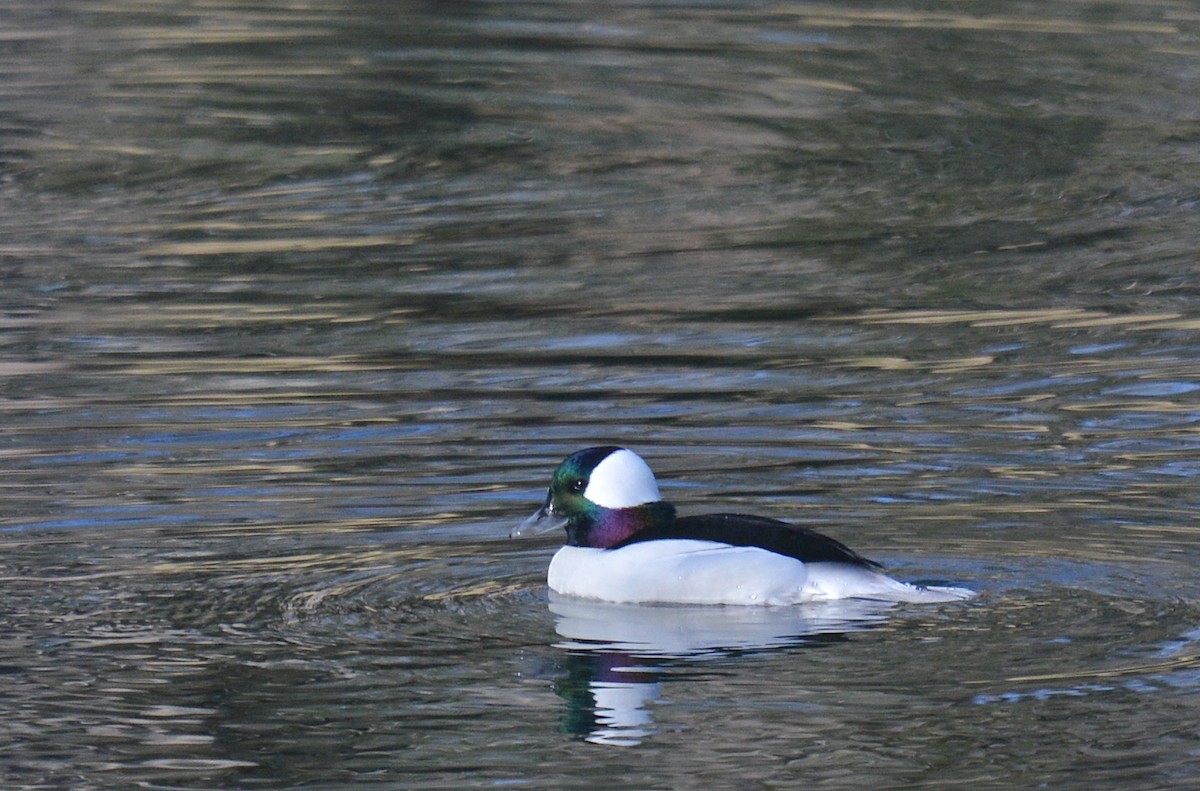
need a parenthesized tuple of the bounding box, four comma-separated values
(514, 446, 974, 605)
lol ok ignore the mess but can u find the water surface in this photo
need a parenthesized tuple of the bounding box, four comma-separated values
(2, 1, 1200, 788)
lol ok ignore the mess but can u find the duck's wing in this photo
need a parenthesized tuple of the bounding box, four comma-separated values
(612, 513, 882, 569)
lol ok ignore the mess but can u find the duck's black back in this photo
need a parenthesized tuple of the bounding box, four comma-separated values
(612, 513, 882, 569)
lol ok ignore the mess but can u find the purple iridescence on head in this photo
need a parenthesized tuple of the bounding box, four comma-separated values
(570, 502, 676, 549)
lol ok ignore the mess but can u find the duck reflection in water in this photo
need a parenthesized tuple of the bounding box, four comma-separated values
(515, 447, 974, 744)
(547, 593, 897, 746)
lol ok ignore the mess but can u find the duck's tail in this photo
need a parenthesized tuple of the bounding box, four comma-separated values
(887, 582, 977, 603)
(802, 563, 976, 604)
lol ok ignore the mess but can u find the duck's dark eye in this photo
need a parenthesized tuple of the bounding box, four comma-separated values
(569, 479, 586, 493)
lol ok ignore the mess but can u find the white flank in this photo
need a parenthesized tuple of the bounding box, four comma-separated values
(547, 541, 976, 606)
(582, 449, 661, 509)
(549, 541, 808, 605)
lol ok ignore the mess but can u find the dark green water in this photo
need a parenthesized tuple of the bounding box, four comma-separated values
(3, 1, 1200, 788)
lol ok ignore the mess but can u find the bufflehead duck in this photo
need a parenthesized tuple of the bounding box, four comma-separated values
(514, 446, 974, 605)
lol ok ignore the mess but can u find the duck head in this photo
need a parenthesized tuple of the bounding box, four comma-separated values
(512, 446, 674, 548)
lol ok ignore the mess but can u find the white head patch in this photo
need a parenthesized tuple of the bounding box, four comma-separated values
(583, 449, 662, 509)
